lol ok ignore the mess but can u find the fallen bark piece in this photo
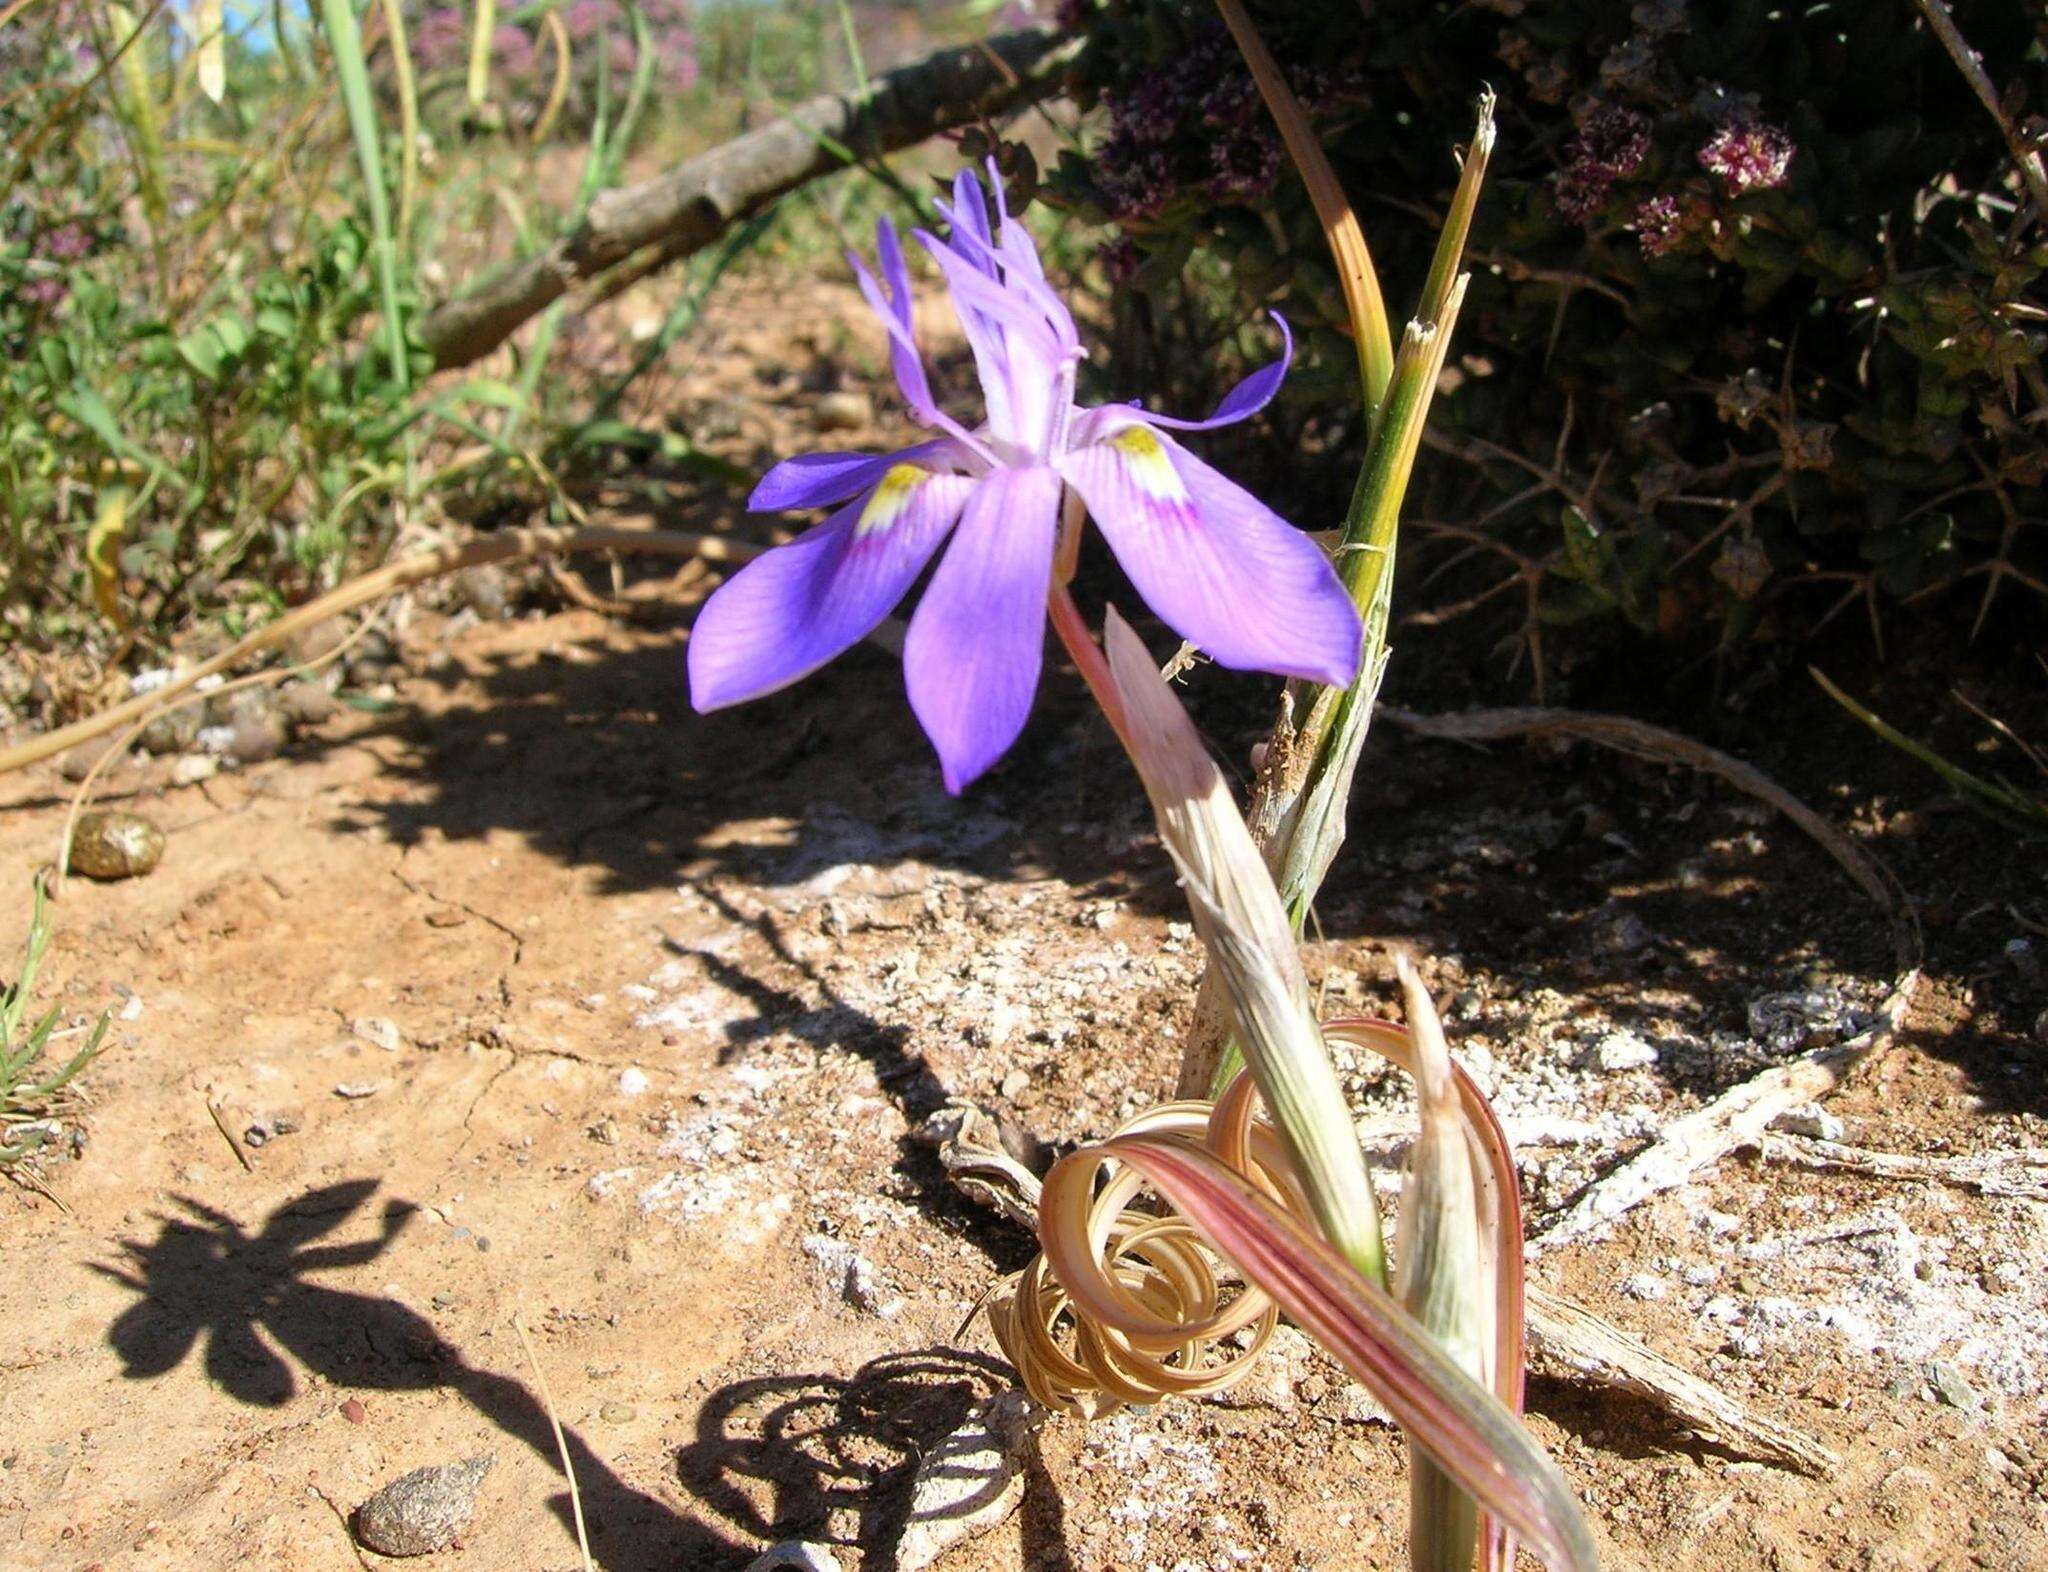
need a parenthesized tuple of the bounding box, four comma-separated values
(1531, 970, 1917, 1252)
(1525, 1285, 1836, 1477)
(355, 1455, 495, 1556)
(1761, 1132, 2048, 1201)
(894, 1390, 1037, 1571)
(932, 1101, 1043, 1234)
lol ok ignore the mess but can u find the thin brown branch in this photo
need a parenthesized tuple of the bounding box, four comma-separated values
(1912, 0, 2048, 217)
(416, 27, 1085, 371)
(0, 525, 762, 776)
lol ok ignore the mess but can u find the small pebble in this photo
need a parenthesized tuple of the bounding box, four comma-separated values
(812, 390, 873, 432)
(284, 618, 349, 668)
(456, 565, 514, 621)
(211, 686, 282, 729)
(278, 680, 340, 727)
(1591, 1029, 1659, 1072)
(599, 1401, 636, 1424)
(229, 715, 288, 763)
(1774, 1102, 1845, 1142)
(617, 1067, 650, 1097)
(172, 754, 220, 786)
(746, 1544, 844, 1572)
(355, 1456, 494, 1557)
(998, 1068, 1030, 1099)
(895, 1392, 1032, 1571)
(340, 1398, 367, 1425)
(1930, 1361, 1980, 1412)
(334, 1082, 382, 1100)
(67, 810, 164, 880)
(352, 1016, 403, 1052)
(137, 706, 200, 756)
(58, 738, 125, 782)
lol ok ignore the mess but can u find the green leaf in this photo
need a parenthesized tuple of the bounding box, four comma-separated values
(176, 329, 224, 382)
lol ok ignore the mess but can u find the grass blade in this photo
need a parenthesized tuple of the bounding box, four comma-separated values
(315, 0, 407, 387)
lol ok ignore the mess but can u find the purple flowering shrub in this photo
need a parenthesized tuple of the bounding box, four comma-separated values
(406, 0, 699, 129)
(1053, 0, 2048, 650)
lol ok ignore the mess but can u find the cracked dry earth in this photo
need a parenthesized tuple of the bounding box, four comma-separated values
(2, 596, 2045, 1572)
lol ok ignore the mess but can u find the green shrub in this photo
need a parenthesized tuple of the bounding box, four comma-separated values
(1051, 0, 2048, 649)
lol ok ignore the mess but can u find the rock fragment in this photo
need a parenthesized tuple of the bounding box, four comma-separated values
(811, 390, 873, 432)
(744, 1543, 843, 1572)
(67, 810, 164, 880)
(352, 1016, 403, 1052)
(58, 737, 126, 782)
(894, 1391, 1035, 1572)
(801, 1233, 905, 1319)
(1773, 1102, 1845, 1142)
(137, 706, 200, 755)
(355, 1455, 494, 1557)
(278, 679, 340, 727)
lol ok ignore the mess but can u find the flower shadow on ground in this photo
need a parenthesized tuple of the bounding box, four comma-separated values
(94, 1181, 726, 1567)
(676, 1348, 1074, 1570)
(94, 1183, 1070, 1567)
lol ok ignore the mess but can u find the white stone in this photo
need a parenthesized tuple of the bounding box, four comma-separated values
(801, 1234, 905, 1319)
(1591, 1029, 1659, 1071)
(351, 1016, 403, 1053)
(1773, 1102, 1845, 1142)
(895, 1391, 1034, 1571)
(744, 1542, 842, 1572)
(617, 1067, 651, 1097)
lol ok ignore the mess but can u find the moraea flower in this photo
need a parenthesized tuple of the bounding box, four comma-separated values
(688, 166, 1363, 792)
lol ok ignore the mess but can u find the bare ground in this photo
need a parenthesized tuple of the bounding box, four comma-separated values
(2, 276, 2046, 1572)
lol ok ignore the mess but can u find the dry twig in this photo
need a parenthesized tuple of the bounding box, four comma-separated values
(416, 28, 1084, 370)
(1383, 703, 1923, 1252)
(0, 524, 759, 778)
(1523, 1285, 1836, 1477)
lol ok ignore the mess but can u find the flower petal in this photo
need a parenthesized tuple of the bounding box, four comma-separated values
(904, 465, 1062, 793)
(1139, 313, 1293, 432)
(849, 223, 928, 400)
(689, 465, 975, 711)
(1059, 423, 1361, 687)
(748, 439, 975, 513)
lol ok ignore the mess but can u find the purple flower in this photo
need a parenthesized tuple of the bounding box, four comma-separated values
(41, 223, 91, 260)
(413, 7, 465, 68)
(1208, 128, 1282, 203)
(687, 167, 1363, 793)
(1631, 193, 1684, 256)
(1570, 105, 1650, 181)
(1098, 137, 1176, 223)
(563, 0, 610, 43)
(491, 25, 536, 80)
(1699, 121, 1795, 194)
(1553, 104, 1651, 224)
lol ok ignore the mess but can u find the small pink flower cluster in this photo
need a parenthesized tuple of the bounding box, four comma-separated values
(1698, 120, 1796, 195)
(1095, 26, 1362, 225)
(1550, 104, 1651, 223)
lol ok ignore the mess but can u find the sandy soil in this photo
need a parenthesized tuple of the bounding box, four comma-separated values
(2, 276, 2045, 1572)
